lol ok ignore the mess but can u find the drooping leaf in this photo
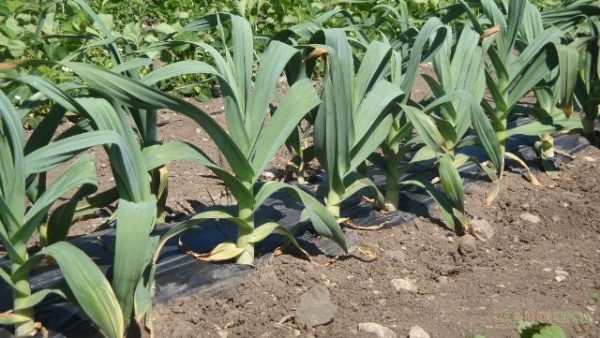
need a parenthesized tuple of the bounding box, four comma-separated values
(13, 243, 124, 338)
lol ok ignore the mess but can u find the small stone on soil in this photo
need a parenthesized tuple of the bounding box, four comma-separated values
(260, 171, 276, 181)
(458, 234, 477, 254)
(295, 286, 337, 327)
(520, 213, 541, 224)
(391, 278, 418, 292)
(469, 219, 494, 241)
(413, 218, 426, 230)
(274, 314, 294, 327)
(584, 156, 596, 162)
(554, 268, 569, 282)
(214, 326, 228, 338)
(358, 322, 397, 338)
(551, 215, 560, 222)
(408, 325, 431, 338)
(384, 250, 407, 263)
(554, 268, 569, 276)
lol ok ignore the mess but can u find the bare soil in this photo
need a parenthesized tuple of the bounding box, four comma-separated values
(152, 146, 600, 338)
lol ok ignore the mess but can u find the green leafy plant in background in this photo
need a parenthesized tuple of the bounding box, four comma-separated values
(468, 321, 567, 338)
(539, 0, 600, 36)
(303, 28, 404, 218)
(468, 334, 487, 338)
(0, 0, 86, 61)
(1, 0, 432, 111)
(517, 321, 567, 338)
(406, 0, 454, 19)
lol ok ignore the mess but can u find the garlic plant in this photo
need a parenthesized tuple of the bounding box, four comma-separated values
(305, 29, 404, 217)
